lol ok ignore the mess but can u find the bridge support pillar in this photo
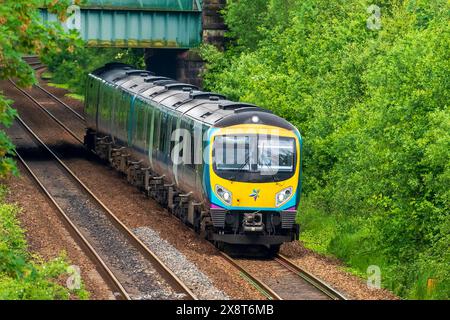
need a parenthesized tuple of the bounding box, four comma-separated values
(202, 0, 227, 49)
(176, 50, 204, 88)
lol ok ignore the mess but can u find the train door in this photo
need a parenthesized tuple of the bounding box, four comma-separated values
(104, 84, 113, 136)
(159, 111, 170, 174)
(146, 105, 155, 168)
(181, 118, 196, 192)
(110, 86, 118, 143)
(172, 117, 182, 185)
(85, 77, 101, 130)
(94, 80, 105, 131)
(152, 108, 162, 171)
(127, 94, 138, 147)
(193, 122, 204, 199)
(133, 98, 148, 152)
(139, 101, 149, 152)
(97, 83, 108, 134)
(116, 91, 129, 145)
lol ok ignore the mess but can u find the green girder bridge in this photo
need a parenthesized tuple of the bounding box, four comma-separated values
(40, 0, 205, 48)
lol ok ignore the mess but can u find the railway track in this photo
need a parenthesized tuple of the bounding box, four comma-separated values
(212, 247, 346, 300)
(219, 251, 346, 300)
(15, 138, 130, 300)
(22, 55, 45, 70)
(8, 112, 196, 300)
(8, 79, 85, 143)
(34, 83, 85, 121)
(10, 62, 348, 300)
(275, 254, 346, 299)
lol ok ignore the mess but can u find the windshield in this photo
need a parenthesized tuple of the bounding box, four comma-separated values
(213, 134, 296, 182)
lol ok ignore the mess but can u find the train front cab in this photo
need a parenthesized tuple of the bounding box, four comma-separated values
(206, 124, 302, 250)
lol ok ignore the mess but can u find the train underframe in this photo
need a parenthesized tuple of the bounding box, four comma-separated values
(85, 129, 299, 254)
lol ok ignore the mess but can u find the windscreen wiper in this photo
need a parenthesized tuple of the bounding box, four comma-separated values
(229, 154, 250, 180)
(260, 142, 277, 182)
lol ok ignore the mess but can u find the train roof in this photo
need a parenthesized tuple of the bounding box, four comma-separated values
(91, 63, 296, 130)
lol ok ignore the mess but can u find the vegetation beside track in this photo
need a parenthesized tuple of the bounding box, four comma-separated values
(0, 185, 88, 299)
(0, 1, 92, 299)
(201, 0, 449, 299)
(0, 0, 82, 178)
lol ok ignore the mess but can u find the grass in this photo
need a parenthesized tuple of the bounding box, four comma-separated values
(47, 82, 69, 90)
(297, 198, 337, 255)
(0, 184, 89, 299)
(46, 83, 84, 102)
(40, 71, 53, 80)
(66, 93, 84, 102)
(297, 197, 450, 299)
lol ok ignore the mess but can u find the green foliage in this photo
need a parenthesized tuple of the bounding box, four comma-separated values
(0, 2, 90, 297)
(0, 185, 88, 299)
(203, 0, 449, 299)
(223, 0, 298, 52)
(43, 47, 146, 96)
(297, 198, 337, 255)
(0, 0, 83, 178)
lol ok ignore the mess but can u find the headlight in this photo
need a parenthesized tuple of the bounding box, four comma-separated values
(215, 185, 232, 204)
(275, 187, 293, 207)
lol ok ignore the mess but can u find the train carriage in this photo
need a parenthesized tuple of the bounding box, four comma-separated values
(84, 63, 302, 254)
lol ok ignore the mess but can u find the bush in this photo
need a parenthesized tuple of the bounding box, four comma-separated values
(0, 185, 89, 299)
(202, 0, 449, 299)
(0, 0, 83, 178)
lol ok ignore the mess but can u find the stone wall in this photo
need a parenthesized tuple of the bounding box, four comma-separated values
(145, 0, 227, 88)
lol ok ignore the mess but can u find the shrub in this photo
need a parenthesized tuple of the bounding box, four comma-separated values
(0, 185, 89, 300)
(202, 0, 449, 299)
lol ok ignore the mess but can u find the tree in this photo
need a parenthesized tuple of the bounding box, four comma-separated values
(0, 0, 83, 177)
(202, 0, 450, 299)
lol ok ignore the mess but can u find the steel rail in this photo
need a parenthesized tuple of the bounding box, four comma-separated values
(166, 212, 343, 300)
(14, 117, 131, 300)
(275, 254, 347, 300)
(219, 252, 282, 300)
(34, 84, 86, 121)
(32, 64, 46, 71)
(12, 112, 197, 300)
(8, 79, 84, 144)
(10, 72, 265, 301)
(11, 67, 346, 301)
(21, 58, 85, 121)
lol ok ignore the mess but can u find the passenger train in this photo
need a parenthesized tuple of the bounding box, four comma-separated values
(84, 63, 302, 254)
